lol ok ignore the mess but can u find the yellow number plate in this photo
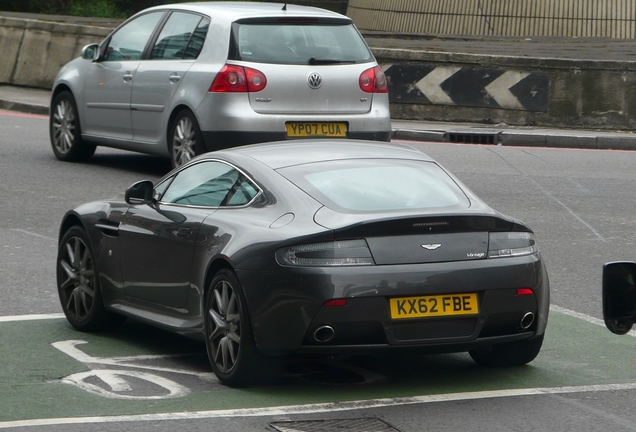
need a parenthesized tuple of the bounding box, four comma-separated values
(286, 122, 347, 138)
(390, 293, 479, 320)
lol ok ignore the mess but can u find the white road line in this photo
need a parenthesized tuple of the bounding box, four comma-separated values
(9, 228, 56, 241)
(550, 304, 605, 327)
(2, 307, 634, 428)
(0, 313, 64, 322)
(550, 304, 636, 337)
(2, 383, 636, 429)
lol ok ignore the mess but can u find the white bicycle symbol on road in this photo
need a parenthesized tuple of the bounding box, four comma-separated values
(52, 339, 219, 400)
(52, 339, 388, 399)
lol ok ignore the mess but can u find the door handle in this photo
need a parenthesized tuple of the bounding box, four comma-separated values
(169, 73, 181, 83)
(123, 72, 133, 82)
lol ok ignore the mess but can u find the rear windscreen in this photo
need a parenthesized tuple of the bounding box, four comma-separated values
(230, 22, 373, 65)
(278, 159, 470, 213)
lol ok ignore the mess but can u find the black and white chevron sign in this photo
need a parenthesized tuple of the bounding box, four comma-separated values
(383, 64, 550, 112)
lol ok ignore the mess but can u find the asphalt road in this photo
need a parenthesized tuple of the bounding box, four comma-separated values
(2, 110, 636, 431)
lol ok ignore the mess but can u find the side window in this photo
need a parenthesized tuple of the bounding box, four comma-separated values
(104, 12, 164, 61)
(153, 177, 172, 200)
(160, 161, 259, 207)
(150, 12, 208, 60)
(183, 18, 210, 59)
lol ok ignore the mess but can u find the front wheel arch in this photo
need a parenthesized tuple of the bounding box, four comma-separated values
(56, 226, 125, 331)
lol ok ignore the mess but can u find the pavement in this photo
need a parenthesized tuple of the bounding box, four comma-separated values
(6, 83, 636, 150)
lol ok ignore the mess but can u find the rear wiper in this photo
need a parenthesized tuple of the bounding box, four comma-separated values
(308, 57, 355, 65)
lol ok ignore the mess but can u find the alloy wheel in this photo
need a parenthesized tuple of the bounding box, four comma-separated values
(207, 279, 241, 373)
(58, 236, 96, 322)
(172, 116, 197, 167)
(51, 98, 76, 155)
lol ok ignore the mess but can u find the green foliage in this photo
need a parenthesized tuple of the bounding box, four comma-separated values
(68, 0, 128, 18)
(0, 0, 229, 16)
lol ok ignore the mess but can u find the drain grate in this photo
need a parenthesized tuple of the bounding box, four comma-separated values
(446, 130, 502, 144)
(270, 418, 401, 432)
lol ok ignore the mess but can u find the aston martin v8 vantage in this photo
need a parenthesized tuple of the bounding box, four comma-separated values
(56, 140, 549, 386)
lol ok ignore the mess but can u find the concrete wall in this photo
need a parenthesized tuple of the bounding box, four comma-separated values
(348, 0, 636, 38)
(0, 16, 110, 89)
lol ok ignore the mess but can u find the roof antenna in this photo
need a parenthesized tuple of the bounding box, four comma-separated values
(282, 3, 287, 10)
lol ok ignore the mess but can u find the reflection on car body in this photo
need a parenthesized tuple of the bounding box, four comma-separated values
(56, 140, 550, 386)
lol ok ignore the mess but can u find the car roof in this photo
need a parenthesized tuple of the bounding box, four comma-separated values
(222, 139, 434, 169)
(145, 2, 348, 21)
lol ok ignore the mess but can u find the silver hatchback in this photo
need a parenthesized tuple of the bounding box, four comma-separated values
(49, 2, 392, 168)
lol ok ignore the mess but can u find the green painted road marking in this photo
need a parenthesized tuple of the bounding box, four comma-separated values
(1, 311, 635, 424)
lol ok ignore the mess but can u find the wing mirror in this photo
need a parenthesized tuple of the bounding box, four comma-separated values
(81, 43, 100, 61)
(603, 261, 636, 335)
(125, 180, 154, 205)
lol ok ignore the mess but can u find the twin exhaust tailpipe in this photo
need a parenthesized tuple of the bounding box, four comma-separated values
(313, 325, 335, 343)
(520, 312, 535, 330)
(312, 313, 534, 343)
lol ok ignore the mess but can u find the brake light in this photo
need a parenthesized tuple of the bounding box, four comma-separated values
(488, 232, 538, 258)
(209, 65, 266, 93)
(359, 66, 388, 94)
(517, 288, 534, 296)
(245, 68, 267, 92)
(276, 239, 374, 267)
(278, 17, 320, 23)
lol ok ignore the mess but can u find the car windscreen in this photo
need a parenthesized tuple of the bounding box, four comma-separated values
(277, 159, 470, 213)
(229, 21, 373, 65)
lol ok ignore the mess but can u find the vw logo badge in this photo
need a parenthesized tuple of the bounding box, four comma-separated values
(307, 73, 322, 89)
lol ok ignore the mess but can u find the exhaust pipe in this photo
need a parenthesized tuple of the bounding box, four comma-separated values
(313, 325, 335, 343)
(519, 312, 535, 330)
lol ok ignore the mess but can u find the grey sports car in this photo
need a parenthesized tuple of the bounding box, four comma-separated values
(49, 2, 391, 169)
(56, 140, 549, 386)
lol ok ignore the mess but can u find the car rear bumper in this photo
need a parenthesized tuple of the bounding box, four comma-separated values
(195, 92, 392, 151)
(237, 254, 550, 356)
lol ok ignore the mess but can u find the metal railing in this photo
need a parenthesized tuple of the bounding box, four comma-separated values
(347, 0, 636, 38)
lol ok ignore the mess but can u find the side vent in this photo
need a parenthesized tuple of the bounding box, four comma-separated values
(95, 220, 120, 237)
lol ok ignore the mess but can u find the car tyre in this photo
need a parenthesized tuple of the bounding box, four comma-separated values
(50, 91, 96, 162)
(169, 110, 204, 169)
(469, 334, 544, 367)
(57, 226, 125, 331)
(205, 269, 276, 386)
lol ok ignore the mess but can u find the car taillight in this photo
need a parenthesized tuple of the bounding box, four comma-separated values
(359, 66, 388, 94)
(245, 68, 267, 92)
(276, 239, 375, 267)
(209, 65, 266, 93)
(488, 232, 538, 258)
(517, 288, 534, 296)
